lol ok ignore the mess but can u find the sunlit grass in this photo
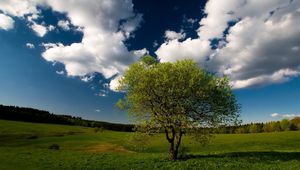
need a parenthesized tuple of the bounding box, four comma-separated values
(0, 119, 299, 169)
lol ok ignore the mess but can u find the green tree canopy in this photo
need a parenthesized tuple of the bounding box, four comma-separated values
(117, 56, 240, 160)
(280, 119, 291, 131)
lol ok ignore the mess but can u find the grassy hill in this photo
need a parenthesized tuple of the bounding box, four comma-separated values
(0, 119, 299, 169)
(0, 105, 134, 132)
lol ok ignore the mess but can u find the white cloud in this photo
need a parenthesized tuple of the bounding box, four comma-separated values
(80, 74, 95, 82)
(164, 30, 186, 41)
(132, 48, 149, 58)
(120, 13, 143, 38)
(153, 40, 159, 48)
(271, 113, 300, 118)
(41, 42, 62, 49)
(156, 38, 211, 63)
(48, 25, 55, 31)
(271, 113, 280, 117)
(186, 18, 198, 25)
(231, 69, 300, 89)
(0, 0, 39, 17)
(97, 92, 107, 97)
(3, 0, 300, 90)
(109, 75, 122, 92)
(27, 14, 39, 22)
(57, 20, 70, 31)
(0, 0, 143, 91)
(56, 70, 64, 75)
(96, 85, 109, 97)
(0, 13, 14, 30)
(39, 0, 143, 91)
(30, 22, 47, 37)
(26, 43, 35, 49)
(95, 109, 101, 112)
(156, 0, 300, 89)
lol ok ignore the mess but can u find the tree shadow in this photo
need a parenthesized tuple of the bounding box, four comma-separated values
(180, 151, 300, 161)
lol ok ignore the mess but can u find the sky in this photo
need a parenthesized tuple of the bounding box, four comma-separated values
(0, 0, 299, 124)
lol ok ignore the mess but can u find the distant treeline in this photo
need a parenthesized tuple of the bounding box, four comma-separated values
(207, 117, 300, 134)
(1, 104, 299, 134)
(0, 105, 134, 132)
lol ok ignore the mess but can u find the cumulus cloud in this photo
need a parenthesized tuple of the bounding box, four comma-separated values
(0, 0, 145, 91)
(271, 113, 300, 118)
(186, 18, 198, 25)
(0, 0, 39, 17)
(26, 43, 35, 49)
(156, 38, 211, 63)
(80, 74, 95, 83)
(156, 0, 300, 89)
(109, 75, 123, 92)
(132, 48, 149, 58)
(28, 17, 55, 37)
(30, 22, 47, 37)
(48, 25, 55, 31)
(41, 0, 145, 91)
(95, 109, 101, 112)
(0, 0, 43, 35)
(57, 20, 71, 31)
(164, 30, 186, 41)
(0, 13, 14, 30)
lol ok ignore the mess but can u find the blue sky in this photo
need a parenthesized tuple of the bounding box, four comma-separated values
(0, 0, 299, 124)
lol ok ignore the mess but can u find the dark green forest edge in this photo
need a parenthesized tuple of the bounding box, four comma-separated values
(0, 105, 133, 132)
(1, 104, 299, 134)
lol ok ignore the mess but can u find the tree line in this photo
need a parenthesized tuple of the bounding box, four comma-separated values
(207, 117, 300, 134)
(1, 104, 299, 134)
(0, 104, 133, 132)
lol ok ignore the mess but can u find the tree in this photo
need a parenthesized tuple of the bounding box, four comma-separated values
(280, 119, 291, 131)
(235, 125, 249, 134)
(249, 124, 261, 133)
(117, 56, 240, 160)
(263, 121, 281, 132)
(263, 122, 272, 132)
(291, 117, 300, 130)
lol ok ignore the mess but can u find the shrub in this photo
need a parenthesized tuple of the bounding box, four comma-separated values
(94, 127, 104, 133)
(291, 117, 300, 130)
(249, 124, 261, 133)
(280, 119, 291, 131)
(48, 144, 60, 150)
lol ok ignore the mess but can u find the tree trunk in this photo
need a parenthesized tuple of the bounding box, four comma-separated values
(165, 128, 183, 161)
(169, 141, 176, 160)
(174, 131, 183, 159)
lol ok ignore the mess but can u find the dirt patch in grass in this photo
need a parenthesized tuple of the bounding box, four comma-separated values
(84, 142, 134, 154)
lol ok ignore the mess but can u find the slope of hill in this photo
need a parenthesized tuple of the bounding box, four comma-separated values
(0, 104, 133, 132)
(0, 119, 299, 170)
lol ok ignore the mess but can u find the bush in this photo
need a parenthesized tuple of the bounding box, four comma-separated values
(249, 124, 261, 133)
(263, 122, 281, 132)
(94, 127, 104, 133)
(291, 117, 300, 130)
(235, 126, 249, 134)
(48, 144, 60, 150)
(280, 119, 291, 131)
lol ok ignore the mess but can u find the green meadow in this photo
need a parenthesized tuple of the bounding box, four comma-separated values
(0, 119, 299, 170)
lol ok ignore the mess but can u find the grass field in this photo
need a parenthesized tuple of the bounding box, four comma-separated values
(0, 119, 299, 170)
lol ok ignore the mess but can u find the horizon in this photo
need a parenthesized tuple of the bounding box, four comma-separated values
(0, 0, 300, 124)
